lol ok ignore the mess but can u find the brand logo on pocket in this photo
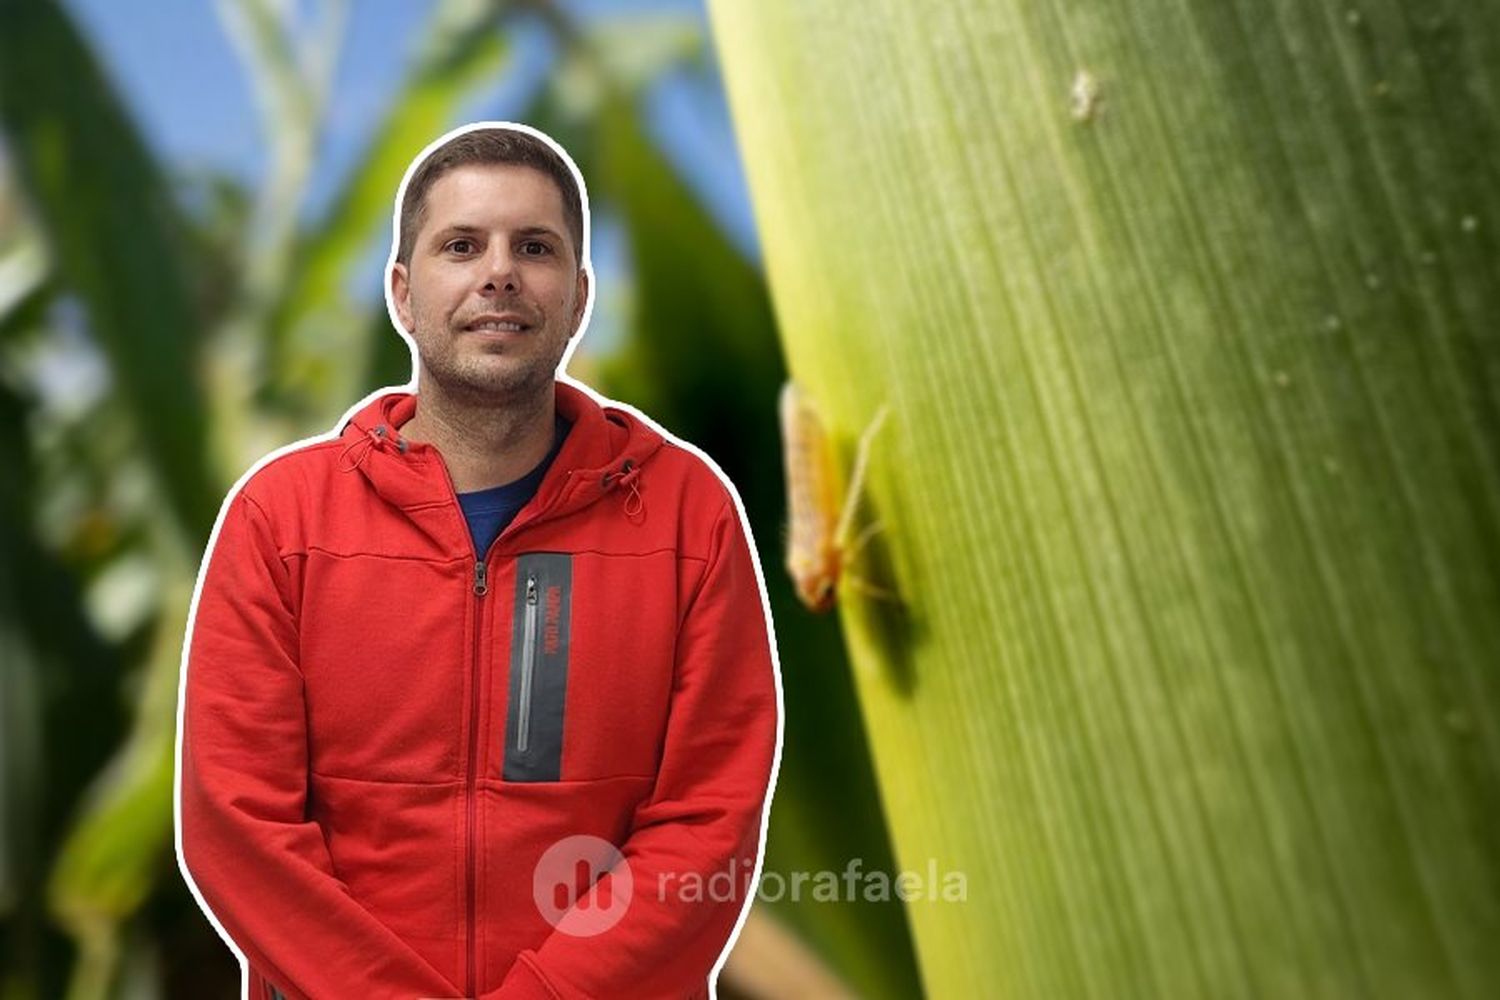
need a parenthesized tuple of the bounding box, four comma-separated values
(543, 585, 562, 655)
(532, 834, 633, 936)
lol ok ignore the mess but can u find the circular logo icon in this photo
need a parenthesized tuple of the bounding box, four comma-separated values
(531, 834, 633, 937)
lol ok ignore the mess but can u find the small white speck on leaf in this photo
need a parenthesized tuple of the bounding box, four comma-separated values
(1364, 272, 1382, 290)
(1460, 215, 1479, 233)
(1346, 9, 1362, 26)
(1273, 370, 1291, 387)
(1323, 314, 1343, 331)
(1070, 69, 1102, 123)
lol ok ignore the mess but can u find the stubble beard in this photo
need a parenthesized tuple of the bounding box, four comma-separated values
(417, 320, 564, 408)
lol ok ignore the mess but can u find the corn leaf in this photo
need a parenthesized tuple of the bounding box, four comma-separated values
(710, 0, 1500, 995)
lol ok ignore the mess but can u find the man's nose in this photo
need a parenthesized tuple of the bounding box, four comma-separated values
(481, 245, 520, 292)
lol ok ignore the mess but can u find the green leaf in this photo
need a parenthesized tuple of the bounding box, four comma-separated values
(710, 0, 1500, 995)
(46, 579, 189, 982)
(0, 0, 220, 542)
(0, 161, 49, 323)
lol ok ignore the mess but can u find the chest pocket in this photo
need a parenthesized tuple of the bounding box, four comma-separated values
(502, 552, 573, 782)
(497, 548, 678, 783)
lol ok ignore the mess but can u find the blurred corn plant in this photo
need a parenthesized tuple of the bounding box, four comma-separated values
(0, 0, 921, 997)
(708, 0, 1500, 996)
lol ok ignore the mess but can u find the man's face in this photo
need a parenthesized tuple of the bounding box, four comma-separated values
(391, 163, 588, 401)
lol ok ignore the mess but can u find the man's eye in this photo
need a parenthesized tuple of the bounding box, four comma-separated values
(520, 240, 550, 256)
(446, 239, 475, 254)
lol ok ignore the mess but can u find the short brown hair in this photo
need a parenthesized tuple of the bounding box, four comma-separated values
(396, 127, 585, 269)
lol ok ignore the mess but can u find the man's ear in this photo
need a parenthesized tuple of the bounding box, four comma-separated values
(391, 261, 414, 334)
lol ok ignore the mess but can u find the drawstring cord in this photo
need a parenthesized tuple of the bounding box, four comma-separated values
(337, 424, 406, 473)
(601, 459, 645, 520)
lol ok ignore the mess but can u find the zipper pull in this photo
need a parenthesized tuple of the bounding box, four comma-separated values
(474, 561, 488, 596)
(526, 574, 538, 604)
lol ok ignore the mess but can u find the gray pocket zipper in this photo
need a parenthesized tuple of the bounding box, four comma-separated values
(516, 572, 539, 752)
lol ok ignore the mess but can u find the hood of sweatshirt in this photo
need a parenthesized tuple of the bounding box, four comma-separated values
(332, 380, 666, 557)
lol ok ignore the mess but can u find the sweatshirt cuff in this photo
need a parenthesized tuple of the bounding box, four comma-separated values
(483, 951, 564, 1000)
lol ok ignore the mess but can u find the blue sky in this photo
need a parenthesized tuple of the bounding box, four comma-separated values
(58, 0, 762, 341)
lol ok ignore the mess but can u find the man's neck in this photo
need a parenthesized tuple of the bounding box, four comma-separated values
(401, 380, 558, 493)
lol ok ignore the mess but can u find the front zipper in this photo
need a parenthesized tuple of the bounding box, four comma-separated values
(516, 573, 539, 752)
(464, 557, 487, 998)
(425, 443, 580, 999)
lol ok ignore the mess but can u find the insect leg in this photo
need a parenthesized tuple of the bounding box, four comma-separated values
(844, 518, 885, 567)
(831, 400, 890, 551)
(842, 570, 898, 603)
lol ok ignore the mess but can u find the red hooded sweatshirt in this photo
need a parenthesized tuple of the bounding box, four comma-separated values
(177, 380, 782, 1000)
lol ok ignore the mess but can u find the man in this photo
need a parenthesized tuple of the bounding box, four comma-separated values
(176, 123, 782, 1000)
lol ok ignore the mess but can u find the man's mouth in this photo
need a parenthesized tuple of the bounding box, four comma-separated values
(464, 315, 532, 333)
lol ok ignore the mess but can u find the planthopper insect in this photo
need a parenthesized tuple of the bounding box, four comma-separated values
(778, 380, 892, 612)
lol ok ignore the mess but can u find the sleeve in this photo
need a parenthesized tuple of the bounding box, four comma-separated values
(486, 496, 781, 1000)
(177, 491, 464, 1000)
